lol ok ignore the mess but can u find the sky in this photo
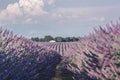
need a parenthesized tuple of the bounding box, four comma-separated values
(0, 0, 120, 38)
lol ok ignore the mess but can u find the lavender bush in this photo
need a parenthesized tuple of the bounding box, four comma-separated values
(0, 28, 61, 80)
(1, 21, 120, 80)
(60, 22, 120, 80)
(45, 22, 120, 80)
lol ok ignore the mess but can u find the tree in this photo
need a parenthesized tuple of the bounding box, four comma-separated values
(39, 38, 44, 42)
(31, 37, 39, 42)
(44, 35, 53, 42)
(65, 37, 71, 42)
(55, 37, 63, 42)
(31, 36, 80, 42)
(71, 37, 79, 41)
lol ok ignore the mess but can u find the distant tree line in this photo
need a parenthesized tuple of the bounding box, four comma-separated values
(31, 35, 80, 42)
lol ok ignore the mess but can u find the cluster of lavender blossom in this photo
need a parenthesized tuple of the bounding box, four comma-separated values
(0, 28, 61, 80)
(0, 21, 120, 80)
(57, 22, 120, 80)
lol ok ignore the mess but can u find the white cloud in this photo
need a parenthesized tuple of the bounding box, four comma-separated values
(49, 5, 120, 24)
(24, 18, 33, 24)
(100, 17, 105, 22)
(0, 0, 52, 24)
(0, 1, 119, 25)
(19, 0, 47, 16)
(51, 7, 107, 18)
(89, 17, 105, 22)
(7, 3, 23, 16)
(47, 0, 55, 5)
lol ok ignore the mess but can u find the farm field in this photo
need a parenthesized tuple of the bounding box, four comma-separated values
(0, 0, 119, 80)
(0, 22, 120, 80)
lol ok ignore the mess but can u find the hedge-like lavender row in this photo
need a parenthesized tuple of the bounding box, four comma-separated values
(43, 42, 78, 56)
(58, 22, 120, 80)
(36, 21, 120, 80)
(0, 28, 61, 80)
(1, 21, 120, 80)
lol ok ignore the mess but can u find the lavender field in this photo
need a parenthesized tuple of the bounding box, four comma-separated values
(0, 0, 120, 80)
(0, 22, 120, 80)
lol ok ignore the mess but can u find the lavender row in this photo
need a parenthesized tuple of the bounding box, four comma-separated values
(0, 28, 61, 80)
(41, 22, 120, 80)
(42, 42, 78, 56)
(59, 22, 120, 80)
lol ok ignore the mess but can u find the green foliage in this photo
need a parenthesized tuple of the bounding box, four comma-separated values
(31, 35, 80, 42)
(44, 35, 54, 42)
(55, 37, 63, 42)
(31, 37, 39, 42)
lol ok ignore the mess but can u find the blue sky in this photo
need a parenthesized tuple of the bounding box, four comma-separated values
(0, 0, 120, 38)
